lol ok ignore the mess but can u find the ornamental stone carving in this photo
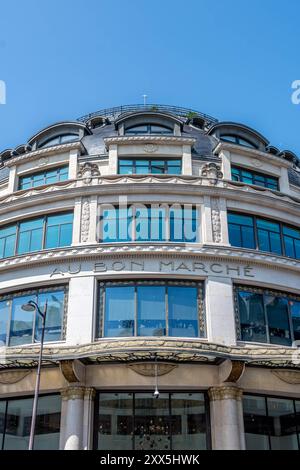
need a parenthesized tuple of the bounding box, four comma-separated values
(144, 143, 158, 153)
(211, 198, 222, 243)
(77, 162, 100, 184)
(61, 385, 86, 401)
(128, 362, 177, 377)
(271, 370, 300, 384)
(0, 369, 31, 384)
(60, 359, 86, 383)
(208, 386, 243, 402)
(81, 197, 90, 243)
(201, 162, 223, 185)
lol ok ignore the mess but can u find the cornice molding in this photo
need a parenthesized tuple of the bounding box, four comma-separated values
(0, 176, 300, 220)
(104, 135, 196, 148)
(214, 142, 292, 168)
(1, 338, 299, 370)
(1, 243, 300, 275)
(5, 142, 83, 168)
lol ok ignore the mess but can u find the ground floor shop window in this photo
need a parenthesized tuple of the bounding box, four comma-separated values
(95, 391, 210, 450)
(243, 394, 300, 450)
(0, 394, 61, 450)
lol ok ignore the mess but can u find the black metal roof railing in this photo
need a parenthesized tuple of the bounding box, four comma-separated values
(77, 104, 218, 125)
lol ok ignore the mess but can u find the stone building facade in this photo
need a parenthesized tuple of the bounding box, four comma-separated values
(0, 104, 299, 450)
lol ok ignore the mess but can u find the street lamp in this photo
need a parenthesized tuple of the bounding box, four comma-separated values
(21, 299, 47, 451)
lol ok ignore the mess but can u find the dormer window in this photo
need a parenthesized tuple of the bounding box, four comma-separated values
(37, 133, 79, 149)
(220, 135, 257, 149)
(125, 124, 173, 135)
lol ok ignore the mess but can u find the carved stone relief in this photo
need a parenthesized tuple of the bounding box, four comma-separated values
(81, 197, 90, 243)
(211, 198, 222, 243)
(77, 162, 100, 184)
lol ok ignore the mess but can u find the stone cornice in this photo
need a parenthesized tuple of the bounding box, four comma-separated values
(104, 135, 196, 148)
(1, 176, 300, 220)
(0, 338, 299, 369)
(214, 142, 292, 169)
(4, 141, 84, 168)
(1, 243, 300, 275)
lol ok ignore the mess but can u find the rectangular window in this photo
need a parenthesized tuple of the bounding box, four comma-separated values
(118, 158, 182, 175)
(231, 166, 279, 190)
(243, 395, 300, 450)
(228, 212, 300, 260)
(0, 286, 67, 347)
(19, 166, 69, 190)
(96, 392, 209, 450)
(100, 205, 198, 243)
(98, 281, 205, 339)
(0, 394, 61, 450)
(0, 212, 73, 260)
(235, 285, 300, 346)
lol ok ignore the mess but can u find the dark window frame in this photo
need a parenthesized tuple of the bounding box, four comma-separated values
(37, 133, 79, 149)
(18, 165, 69, 191)
(118, 158, 182, 175)
(97, 280, 206, 340)
(94, 390, 211, 450)
(0, 285, 68, 347)
(0, 211, 73, 260)
(228, 211, 300, 260)
(0, 393, 61, 450)
(243, 393, 300, 450)
(125, 124, 174, 135)
(231, 166, 279, 191)
(220, 134, 258, 149)
(234, 284, 300, 345)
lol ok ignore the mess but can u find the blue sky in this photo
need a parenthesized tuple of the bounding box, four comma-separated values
(0, 0, 300, 153)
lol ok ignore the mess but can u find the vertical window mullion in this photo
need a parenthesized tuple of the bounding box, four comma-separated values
(2, 400, 8, 450)
(253, 216, 259, 250)
(265, 397, 272, 450)
(32, 293, 38, 343)
(165, 286, 169, 336)
(14, 223, 19, 256)
(6, 298, 12, 347)
(287, 295, 295, 343)
(42, 216, 47, 250)
(134, 285, 138, 336)
(263, 293, 270, 344)
(280, 223, 285, 256)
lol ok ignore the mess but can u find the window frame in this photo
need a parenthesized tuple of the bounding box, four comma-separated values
(97, 280, 206, 340)
(228, 211, 300, 260)
(0, 285, 68, 347)
(118, 158, 182, 175)
(231, 166, 279, 191)
(37, 133, 79, 149)
(220, 134, 258, 149)
(243, 393, 300, 450)
(234, 284, 300, 345)
(124, 124, 174, 135)
(0, 211, 73, 260)
(18, 165, 69, 191)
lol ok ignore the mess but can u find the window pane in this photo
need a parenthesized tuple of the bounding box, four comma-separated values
(18, 218, 44, 254)
(3, 397, 34, 449)
(0, 299, 10, 346)
(228, 213, 254, 227)
(237, 290, 267, 343)
(45, 226, 59, 249)
(134, 393, 171, 450)
(265, 295, 291, 346)
(4, 233, 17, 258)
(3, 395, 60, 450)
(35, 291, 64, 342)
(267, 397, 298, 450)
(289, 299, 300, 341)
(243, 395, 270, 450)
(168, 287, 198, 337)
(241, 226, 256, 249)
(284, 236, 295, 258)
(137, 286, 165, 336)
(59, 223, 73, 247)
(150, 125, 172, 134)
(9, 295, 35, 346)
(97, 393, 133, 450)
(0, 400, 5, 449)
(104, 287, 134, 337)
(171, 393, 207, 450)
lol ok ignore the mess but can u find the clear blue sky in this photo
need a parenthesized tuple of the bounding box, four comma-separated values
(0, 0, 300, 154)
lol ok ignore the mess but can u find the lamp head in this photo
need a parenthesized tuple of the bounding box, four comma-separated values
(21, 301, 36, 312)
(153, 389, 160, 399)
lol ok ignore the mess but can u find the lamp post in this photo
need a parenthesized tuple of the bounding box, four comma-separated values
(21, 299, 47, 451)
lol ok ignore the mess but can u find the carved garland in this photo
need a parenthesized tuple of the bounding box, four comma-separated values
(81, 197, 91, 243)
(211, 198, 222, 243)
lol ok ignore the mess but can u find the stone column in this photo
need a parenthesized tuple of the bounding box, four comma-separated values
(182, 144, 192, 175)
(7, 165, 17, 194)
(61, 386, 86, 450)
(208, 386, 245, 450)
(83, 388, 96, 450)
(69, 149, 80, 179)
(219, 149, 231, 180)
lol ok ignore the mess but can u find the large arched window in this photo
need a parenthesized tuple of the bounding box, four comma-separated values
(37, 133, 79, 149)
(125, 124, 173, 135)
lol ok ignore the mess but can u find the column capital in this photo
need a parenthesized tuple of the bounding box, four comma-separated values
(84, 387, 96, 401)
(208, 385, 243, 402)
(61, 385, 86, 401)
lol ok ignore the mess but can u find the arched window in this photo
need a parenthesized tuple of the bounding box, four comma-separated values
(125, 124, 173, 135)
(38, 133, 79, 149)
(220, 134, 257, 149)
